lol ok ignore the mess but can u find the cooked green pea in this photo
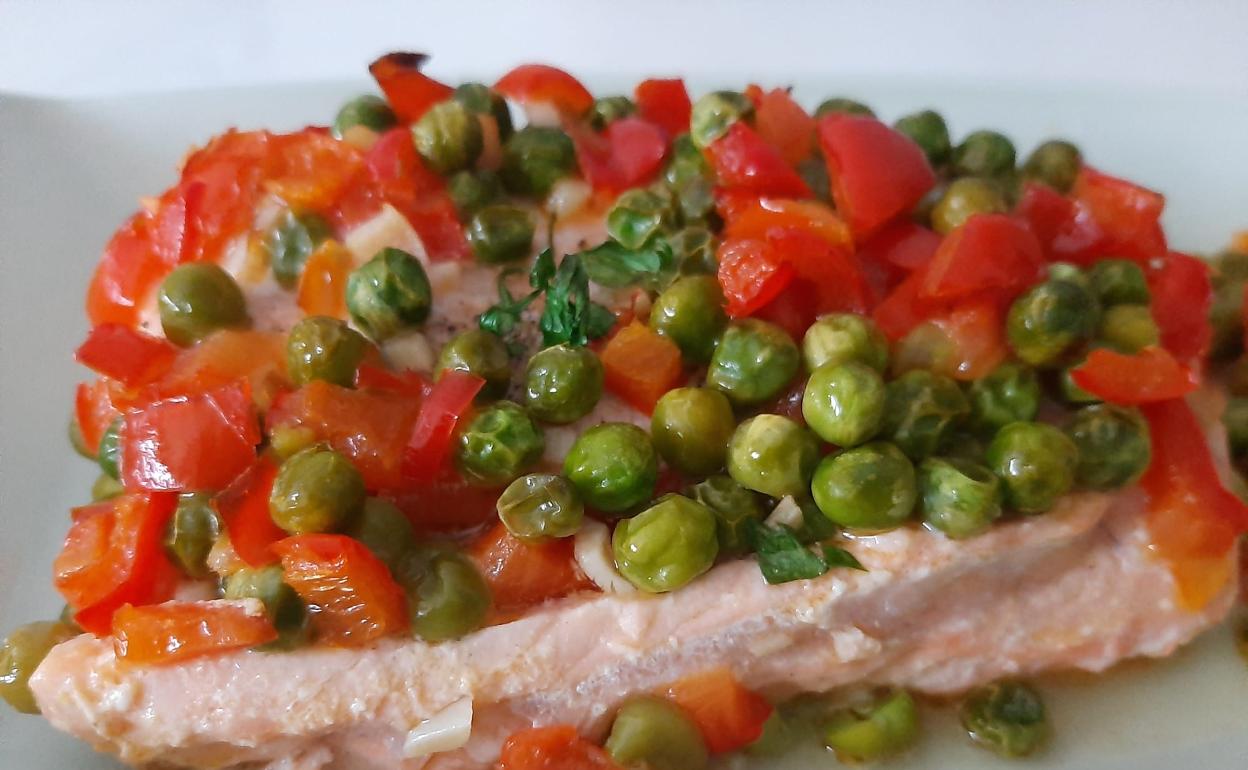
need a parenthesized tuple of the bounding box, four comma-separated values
(803, 362, 886, 447)
(894, 109, 952, 166)
(452, 82, 513, 140)
(523, 344, 603, 424)
(1023, 139, 1082, 194)
(890, 322, 957, 379)
(812, 442, 917, 531)
(1049, 261, 1090, 290)
(454, 401, 544, 486)
(223, 566, 307, 648)
(285, 316, 368, 387)
(564, 423, 658, 513)
(605, 189, 673, 250)
(667, 226, 719, 275)
(1006, 279, 1099, 367)
(500, 126, 577, 197)
(342, 498, 416, 570)
(1065, 404, 1151, 489)
(651, 388, 735, 476)
(412, 99, 483, 175)
(403, 549, 491, 642)
(952, 130, 1017, 177)
(961, 681, 1048, 758)
(265, 210, 333, 289)
(727, 414, 820, 499)
(931, 177, 1008, 234)
(588, 95, 636, 129)
(814, 98, 875, 118)
(467, 204, 535, 264)
(91, 473, 124, 502)
(1088, 258, 1150, 306)
(880, 370, 971, 459)
(1098, 304, 1160, 352)
(940, 431, 989, 465)
(606, 696, 709, 770)
(707, 319, 800, 407)
(664, 134, 717, 222)
(437, 328, 512, 401)
(823, 689, 919, 763)
(158, 263, 248, 346)
(688, 474, 765, 555)
(919, 457, 1003, 539)
(1057, 360, 1102, 405)
(1224, 398, 1248, 461)
(345, 247, 432, 340)
(1210, 273, 1246, 360)
(331, 94, 397, 139)
(1, 621, 79, 714)
(802, 313, 889, 373)
(968, 363, 1041, 434)
(164, 492, 220, 578)
(97, 416, 122, 481)
(649, 275, 728, 363)
(613, 495, 719, 593)
(446, 170, 504, 221)
(986, 422, 1078, 513)
(497, 473, 583, 540)
(269, 447, 365, 533)
(690, 90, 755, 149)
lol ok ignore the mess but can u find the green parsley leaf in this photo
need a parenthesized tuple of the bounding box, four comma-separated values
(479, 248, 613, 348)
(745, 520, 867, 584)
(579, 238, 677, 291)
(586, 301, 618, 339)
(821, 546, 865, 572)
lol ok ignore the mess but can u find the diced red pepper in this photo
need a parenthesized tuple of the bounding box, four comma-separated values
(856, 220, 941, 273)
(1014, 181, 1105, 264)
(274, 534, 409, 646)
(929, 297, 1009, 381)
(817, 114, 936, 239)
(112, 601, 277, 664)
(354, 364, 431, 398)
(753, 88, 816, 166)
(146, 330, 289, 409)
(872, 270, 949, 341)
(1147, 251, 1213, 365)
(86, 214, 167, 327)
(468, 523, 596, 614)
(368, 52, 454, 123)
(717, 237, 796, 317)
(600, 322, 684, 414)
(570, 118, 668, 192)
(705, 122, 812, 199)
(75, 324, 177, 389)
(403, 370, 485, 482)
(214, 455, 285, 567)
(76, 378, 124, 456)
(494, 63, 594, 117)
(1072, 166, 1167, 261)
(754, 280, 821, 342)
(664, 668, 774, 754)
(391, 476, 504, 534)
(723, 198, 852, 251)
(634, 78, 692, 138)
(766, 226, 872, 315)
(919, 214, 1044, 301)
(1068, 346, 1198, 405)
(499, 725, 620, 770)
(149, 180, 206, 267)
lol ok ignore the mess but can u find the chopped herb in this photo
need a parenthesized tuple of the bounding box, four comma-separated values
(477, 267, 534, 337)
(579, 238, 677, 291)
(478, 248, 614, 348)
(745, 519, 866, 584)
(822, 546, 866, 572)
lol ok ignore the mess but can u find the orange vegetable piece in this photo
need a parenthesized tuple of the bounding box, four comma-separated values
(296, 240, 353, 318)
(147, 329, 289, 408)
(724, 198, 853, 251)
(753, 88, 816, 166)
(664, 668, 773, 754)
(468, 523, 596, 614)
(600, 322, 683, 414)
(499, 725, 620, 770)
(112, 601, 277, 665)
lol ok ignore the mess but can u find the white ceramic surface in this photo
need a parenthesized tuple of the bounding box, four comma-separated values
(1, 77, 1246, 769)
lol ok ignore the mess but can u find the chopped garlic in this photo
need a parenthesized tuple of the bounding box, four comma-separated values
(382, 330, 435, 374)
(344, 204, 428, 266)
(341, 125, 379, 152)
(574, 520, 637, 594)
(765, 495, 805, 530)
(402, 697, 473, 759)
(547, 178, 592, 219)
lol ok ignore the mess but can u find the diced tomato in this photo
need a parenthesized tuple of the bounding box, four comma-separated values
(857, 220, 941, 275)
(468, 523, 596, 614)
(112, 601, 277, 664)
(754, 280, 820, 341)
(570, 118, 668, 192)
(54, 492, 179, 634)
(1068, 346, 1198, 405)
(265, 129, 364, 213)
(717, 237, 796, 317)
(403, 370, 485, 483)
(274, 534, 409, 646)
(296, 240, 352, 318)
(1147, 251, 1213, 365)
(368, 52, 454, 123)
(76, 378, 124, 455)
(634, 78, 692, 138)
(1072, 166, 1167, 261)
(75, 324, 177, 389)
(723, 198, 852, 251)
(354, 364, 431, 398)
(705, 123, 812, 199)
(149, 180, 206, 267)
(929, 297, 1009, 381)
(753, 88, 816, 166)
(499, 725, 620, 770)
(86, 214, 167, 327)
(1140, 399, 1248, 609)
(122, 379, 261, 492)
(600, 322, 684, 414)
(391, 476, 503, 534)
(919, 214, 1045, 301)
(664, 668, 773, 754)
(817, 114, 936, 239)
(214, 455, 285, 567)
(146, 330, 288, 408)
(494, 63, 594, 117)
(1014, 181, 1105, 264)
(872, 269, 948, 341)
(766, 226, 872, 315)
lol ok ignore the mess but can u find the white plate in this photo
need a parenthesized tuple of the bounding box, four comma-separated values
(1, 79, 1246, 770)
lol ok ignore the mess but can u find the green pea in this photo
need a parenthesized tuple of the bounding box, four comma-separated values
(1098, 304, 1160, 353)
(812, 442, 917, 531)
(1057, 360, 1102, 405)
(285, 315, 368, 387)
(605, 189, 674, 250)
(497, 473, 584, 540)
(223, 566, 307, 649)
(1224, 398, 1248, 462)
(564, 423, 658, 514)
(91, 473, 124, 502)
(523, 344, 603, 424)
(331, 94, 397, 139)
(588, 95, 636, 129)
(822, 690, 919, 763)
(930, 177, 1008, 234)
(690, 90, 755, 148)
(968, 363, 1041, 434)
(889, 322, 956, 379)
(1065, 404, 1151, 489)
(961, 681, 1048, 758)
(1022, 139, 1082, 194)
(1006, 279, 1099, 367)
(69, 415, 92, 460)
(606, 696, 709, 770)
(651, 388, 736, 476)
(802, 313, 889, 373)
(1209, 273, 1247, 360)
(411, 99, 483, 175)
(919, 457, 1003, 539)
(164, 492, 221, 578)
(500, 126, 577, 197)
(797, 155, 832, 202)
(97, 416, 123, 481)
(986, 422, 1078, 513)
(802, 362, 886, 447)
(452, 82, 513, 140)
(1049, 261, 1091, 291)
(649, 275, 728, 363)
(437, 328, 512, 401)
(158, 262, 248, 346)
(341, 498, 416, 570)
(667, 226, 719, 275)
(466, 204, 535, 264)
(1216, 248, 1248, 282)
(612, 495, 719, 593)
(727, 414, 820, 499)
(941, 430, 989, 465)
(1, 621, 79, 714)
(688, 475, 765, 555)
(952, 130, 1017, 177)
(400, 549, 491, 642)
(664, 134, 717, 222)
(345, 247, 432, 341)
(814, 98, 875, 118)
(880, 370, 971, 460)
(447, 169, 504, 221)
(894, 109, 951, 166)
(707, 319, 800, 407)
(270, 447, 365, 534)
(454, 401, 544, 486)
(265, 210, 333, 289)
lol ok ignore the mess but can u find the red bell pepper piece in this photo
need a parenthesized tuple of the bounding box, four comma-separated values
(112, 601, 278, 664)
(214, 455, 285, 567)
(149, 180, 206, 267)
(355, 363, 431, 398)
(1014, 181, 1106, 264)
(76, 378, 124, 456)
(494, 63, 594, 117)
(570, 118, 668, 192)
(1147, 251, 1213, 365)
(919, 214, 1045, 301)
(817, 114, 936, 239)
(468, 523, 596, 614)
(705, 122, 812, 199)
(86, 214, 167, 327)
(121, 379, 260, 492)
(600, 322, 684, 414)
(717, 237, 796, 318)
(1072, 166, 1167, 261)
(930, 297, 1010, 381)
(634, 78, 692, 138)
(766, 227, 872, 315)
(403, 370, 485, 482)
(857, 220, 942, 272)
(499, 725, 620, 770)
(391, 476, 504, 534)
(145, 329, 289, 410)
(368, 52, 453, 123)
(753, 88, 816, 166)
(664, 668, 774, 754)
(723, 198, 852, 251)
(75, 324, 177, 389)
(1068, 346, 1198, 405)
